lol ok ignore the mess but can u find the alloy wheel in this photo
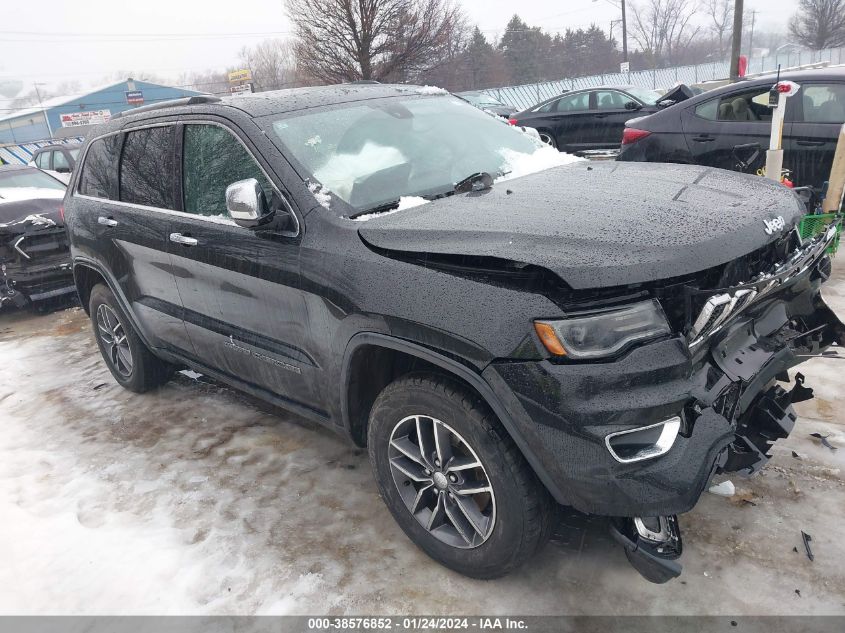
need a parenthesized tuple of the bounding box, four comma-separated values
(96, 304, 133, 378)
(388, 415, 496, 549)
(539, 132, 555, 147)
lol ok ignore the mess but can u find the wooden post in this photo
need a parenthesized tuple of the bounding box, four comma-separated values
(822, 123, 845, 214)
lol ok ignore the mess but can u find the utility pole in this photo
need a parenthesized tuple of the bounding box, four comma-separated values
(33, 82, 54, 139)
(747, 10, 757, 60)
(621, 0, 628, 63)
(729, 0, 745, 81)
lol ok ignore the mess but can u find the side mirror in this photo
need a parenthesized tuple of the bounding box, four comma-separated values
(624, 101, 642, 111)
(226, 178, 270, 228)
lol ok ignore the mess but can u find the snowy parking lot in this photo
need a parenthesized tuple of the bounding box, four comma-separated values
(1, 264, 845, 616)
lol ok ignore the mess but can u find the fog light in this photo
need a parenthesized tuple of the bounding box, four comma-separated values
(605, 417, 681, 463)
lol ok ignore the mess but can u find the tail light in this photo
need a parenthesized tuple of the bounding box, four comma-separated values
(58, 205, 65, 222)
(508, 118, 518, 126)
(622, 128, 651, 145)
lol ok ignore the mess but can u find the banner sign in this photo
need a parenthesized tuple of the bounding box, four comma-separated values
(125, 90, 144, 105)
(228, 69, 252, 83)
(60, 110, 112, 128)
(230, 83, 253, 96)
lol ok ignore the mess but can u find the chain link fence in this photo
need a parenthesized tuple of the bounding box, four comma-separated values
(483, 46, 845, 110)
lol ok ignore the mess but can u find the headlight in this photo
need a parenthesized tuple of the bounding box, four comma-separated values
(534, 300, 671, 359)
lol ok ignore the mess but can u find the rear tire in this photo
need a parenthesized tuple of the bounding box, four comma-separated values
(368, 372, 553, 579)
(538, 130, 557, 149)
(88, 283, 173, 393)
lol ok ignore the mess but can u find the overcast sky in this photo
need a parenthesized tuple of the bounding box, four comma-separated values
(0, 0, 802, 95)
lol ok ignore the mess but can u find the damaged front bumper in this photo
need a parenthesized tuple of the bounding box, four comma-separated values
(0, 224, 74, 309)
(484, 225, 844, 518)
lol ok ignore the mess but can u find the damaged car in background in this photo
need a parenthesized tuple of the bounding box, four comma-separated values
(63, 85, 844, 584)
(0, 165, 74, 310)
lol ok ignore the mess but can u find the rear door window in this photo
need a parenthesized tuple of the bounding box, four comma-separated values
(119, 126, 175, 209)
(694, 87, 772, 122)
(800, 84, 845, 123)
(53, 151, 70, 171)
(78, 136, 122, 199)
(182, 123, 272, 216)
(554, 92, 590, 112)
(36, 152, 50, 169)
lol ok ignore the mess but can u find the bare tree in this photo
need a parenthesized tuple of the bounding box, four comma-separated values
(629, 0, 700, 66)
(285, 0, 467, 83)
(177, 70, 230, 95)
(704, 0, 733, 58)
(238, 39, 297, 91)
(790, 0, 845, 49)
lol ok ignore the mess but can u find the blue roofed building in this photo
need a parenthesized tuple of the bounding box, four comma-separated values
(0, 78, 202, 146)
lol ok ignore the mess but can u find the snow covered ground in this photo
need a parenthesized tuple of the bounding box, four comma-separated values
(1, 265, 844, 615)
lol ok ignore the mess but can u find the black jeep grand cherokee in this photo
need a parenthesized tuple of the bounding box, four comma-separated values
(64, 85, 844, 583)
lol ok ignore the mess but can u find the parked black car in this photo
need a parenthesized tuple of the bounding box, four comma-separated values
(64, 86, 844, 583)
(508, 85, 670, 153)
(0, 165, 74, 310)
(454, 90, 517, 118)
(617, 68, 845, 191)
(29, 143, 82, 184)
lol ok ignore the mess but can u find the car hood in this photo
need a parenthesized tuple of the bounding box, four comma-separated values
(357, 161, 806, 289)
(0, 197, 63, 234)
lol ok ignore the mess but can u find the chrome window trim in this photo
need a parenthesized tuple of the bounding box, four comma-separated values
(73, 119, 300, 238)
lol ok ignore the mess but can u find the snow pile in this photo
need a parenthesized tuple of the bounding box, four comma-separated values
(305, 135, 322, 147)
(415, 85, 448, 95)
(308, 182, 332, 209)
(351, 196, 429, 222)
(495, 146, 583, 183)
(314, 142, 407, 202)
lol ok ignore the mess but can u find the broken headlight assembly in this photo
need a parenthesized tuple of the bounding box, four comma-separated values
(534, 299, 671, 360)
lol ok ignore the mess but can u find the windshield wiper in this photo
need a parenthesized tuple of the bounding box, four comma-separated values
(346, 171, 495, 220)
(453, 172, 493, 194)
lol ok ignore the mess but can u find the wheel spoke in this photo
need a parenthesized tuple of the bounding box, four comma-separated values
(415, 416, 436, 467)
(390, 435, 428, 468)
(410, 482, 435, 515)
(452, 493, 490, 537)
(433, 421, 453, 467)
(426, 493, 446, 531)
(445, 455, 481, 473)
(444, 496, 474, 545)
(389, 456, 431, 483)
(116, 345, 132, 373)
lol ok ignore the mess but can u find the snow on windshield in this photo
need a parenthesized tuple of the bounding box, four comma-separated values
(313, 142, 406, 203)
(269, 95, 583, 216)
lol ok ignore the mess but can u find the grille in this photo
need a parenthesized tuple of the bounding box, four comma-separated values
(686, 225, 837, 348)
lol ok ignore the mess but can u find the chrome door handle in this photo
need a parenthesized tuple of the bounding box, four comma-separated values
(169, 232, 198, 246)
(97, 216, 118, 227)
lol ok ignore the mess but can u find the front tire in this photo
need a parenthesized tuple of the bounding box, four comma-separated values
(368, 373, 553, 579)
(88, 283, 173, 393)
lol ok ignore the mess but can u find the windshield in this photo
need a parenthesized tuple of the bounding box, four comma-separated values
(266, 95, 567, 213)
(625, 87, 662, 105)
(0, 169, 66, 191)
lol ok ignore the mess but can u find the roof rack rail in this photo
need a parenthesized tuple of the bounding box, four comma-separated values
(112, 95, 222, 119)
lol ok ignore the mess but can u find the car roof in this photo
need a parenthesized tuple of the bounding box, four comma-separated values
(108, 84, 441, 129)
(34, 143, 81, 152)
